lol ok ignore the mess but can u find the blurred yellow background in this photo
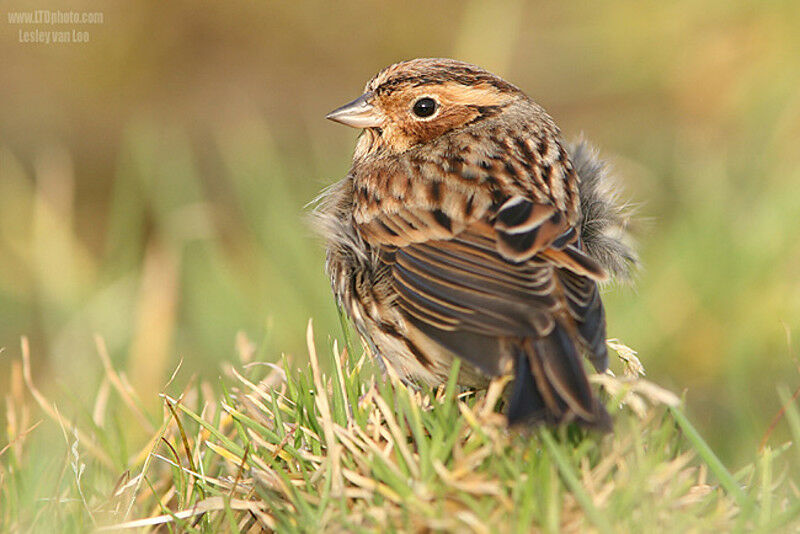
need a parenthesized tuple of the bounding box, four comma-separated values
(1, 0, 799, 466)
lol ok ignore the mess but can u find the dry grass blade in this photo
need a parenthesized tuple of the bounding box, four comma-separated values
(0, 420, 41, 460)
(95, 335, 156, 433)
(306, 319, 345, 496)
(20, 337, 114, 469)
(99, 497, 273, 530)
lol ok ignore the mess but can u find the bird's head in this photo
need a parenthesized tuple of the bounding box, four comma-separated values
(327, 58, 524, 156)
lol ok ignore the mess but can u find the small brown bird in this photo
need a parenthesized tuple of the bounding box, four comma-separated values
(314, 58, 634, 428)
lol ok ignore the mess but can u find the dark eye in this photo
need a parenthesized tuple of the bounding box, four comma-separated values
(412, 97, 437, 118)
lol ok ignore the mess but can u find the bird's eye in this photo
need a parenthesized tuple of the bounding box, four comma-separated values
(412, 97, 437, 118)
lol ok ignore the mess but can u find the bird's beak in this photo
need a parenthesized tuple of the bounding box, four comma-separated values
(325, 92, 382, 129)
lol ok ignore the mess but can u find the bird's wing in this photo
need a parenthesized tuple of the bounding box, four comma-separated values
(358, 194, 609, 374)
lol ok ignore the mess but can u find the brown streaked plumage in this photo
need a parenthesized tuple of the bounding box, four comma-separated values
(313, 58, 636, 428)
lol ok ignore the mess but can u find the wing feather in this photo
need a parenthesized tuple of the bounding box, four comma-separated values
(358, 195, 609, 391)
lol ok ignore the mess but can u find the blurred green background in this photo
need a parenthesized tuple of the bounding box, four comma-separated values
(1, 0, 799, 467)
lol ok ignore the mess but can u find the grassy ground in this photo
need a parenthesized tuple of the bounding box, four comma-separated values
(3, 326, 799, 532)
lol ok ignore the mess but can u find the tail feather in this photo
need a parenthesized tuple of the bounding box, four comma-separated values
(507, 322, 610, 430)
(507, 348, 551, 425)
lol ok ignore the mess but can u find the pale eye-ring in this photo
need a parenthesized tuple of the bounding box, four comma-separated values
(412, 97, 437, 118)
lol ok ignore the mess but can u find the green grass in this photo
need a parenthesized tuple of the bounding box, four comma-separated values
(3, 326, 799, 532)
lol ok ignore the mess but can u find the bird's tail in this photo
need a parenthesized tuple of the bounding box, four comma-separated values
(507, 321, 610, 430)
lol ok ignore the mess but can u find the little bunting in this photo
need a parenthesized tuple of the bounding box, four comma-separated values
(313, 58, 635, 428)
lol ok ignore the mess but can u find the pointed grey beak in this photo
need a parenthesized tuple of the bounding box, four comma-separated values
(326, 92, 382, 129)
